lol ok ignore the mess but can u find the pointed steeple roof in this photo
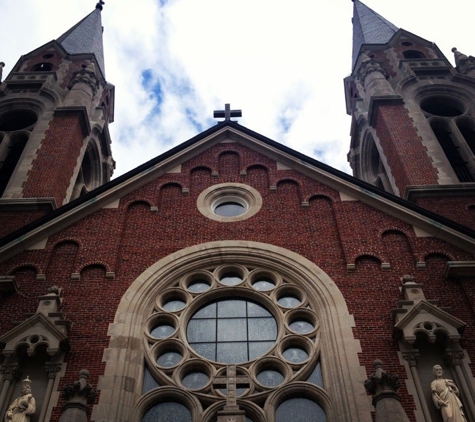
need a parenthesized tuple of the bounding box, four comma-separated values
(351, 0, 398, 68)
(57, 3, 106, 76)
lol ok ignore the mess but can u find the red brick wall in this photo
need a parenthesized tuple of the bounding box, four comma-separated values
(22, 113, 85, 206)
(374, 104, 439, 194)
(0, 143, 474, 421)
(413, 196, 475, 230)
(0, 210, 49, 238)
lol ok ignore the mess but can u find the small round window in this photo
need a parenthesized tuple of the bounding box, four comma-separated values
(213, 197, 247, 217)
(197, 183, 262, 222)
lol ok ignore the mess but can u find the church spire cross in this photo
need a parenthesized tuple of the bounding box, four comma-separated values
(213, 104, 242, 121)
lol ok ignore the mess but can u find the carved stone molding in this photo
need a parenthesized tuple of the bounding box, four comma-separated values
(45, 363, 62, 380)
(357, 54, 389, 85)
(0, 364, 19, 381)
(402, 351, 420, 367)
(444, 350, 465, 367)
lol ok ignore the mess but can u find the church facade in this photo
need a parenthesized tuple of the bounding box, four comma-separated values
(0, 1, 475, 422)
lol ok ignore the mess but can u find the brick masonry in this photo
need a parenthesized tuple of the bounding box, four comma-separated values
(1, 142, 474, 421)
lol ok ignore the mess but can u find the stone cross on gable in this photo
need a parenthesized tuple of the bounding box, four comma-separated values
(213, 365, 250, 422)
(213, 104, 242, 121)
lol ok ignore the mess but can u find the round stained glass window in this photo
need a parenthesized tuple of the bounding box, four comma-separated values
(214, 201, 246, 217)
(283, 347, 309, 363)
(182, 371, 209, 389)
(252, 278, 275, 291)
(157, 351, 182, 367)
(162, 300, 186, 311)
(150, 324, 175, 339)
(187, 280, 210, 293)
(187, 299, 277, 363)
(257, 369, 284, 387)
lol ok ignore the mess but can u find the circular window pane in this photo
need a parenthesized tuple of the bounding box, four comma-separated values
(257, 370, 284, 387)
(276, 398, 326, 422)
(188, 280, 210, 293)
(220, 272, 242, 286)
(289, 320, 314, 334)
(162, 300, 186, 311)
(283, 347, 309, 363)
(252, 278, 275, 291)
(214, 202, 246, 217)
(187, 299, 277, 363)
(157, 351, 182, 367)
(142, 402, 191, 422)
(150, 324, 175, 339)
(182, 371, 209, 389)
(278, 296, 301, 308)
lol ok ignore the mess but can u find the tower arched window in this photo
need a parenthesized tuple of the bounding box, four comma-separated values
(403, 50, 425, 59)
(359, 133, 394, 193)
(430, 120, 474, 182)
(456, 118, 475, 155)
(0, 132, 29, 196)
(32, 63, 53, 72)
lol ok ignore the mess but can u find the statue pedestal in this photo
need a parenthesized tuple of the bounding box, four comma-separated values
(373, 391, 410, 422)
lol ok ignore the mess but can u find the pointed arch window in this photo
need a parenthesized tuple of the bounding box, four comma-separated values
(430, 120, 474, 182)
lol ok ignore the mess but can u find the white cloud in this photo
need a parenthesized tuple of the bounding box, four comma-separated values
(1, 0, 474, 178)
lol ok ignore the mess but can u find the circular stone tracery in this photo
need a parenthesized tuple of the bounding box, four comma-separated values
(143, 263, 321, 420)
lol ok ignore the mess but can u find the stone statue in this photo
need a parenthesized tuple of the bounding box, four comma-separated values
(4, 377, 36, 422)
(431, 365, 467, 422)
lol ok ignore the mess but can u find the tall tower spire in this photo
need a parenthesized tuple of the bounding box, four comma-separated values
(57, 4, 106, 76)
(351, 0, 398, 68)
(345, 0, 475, 218)
(0, 5, 115, 235)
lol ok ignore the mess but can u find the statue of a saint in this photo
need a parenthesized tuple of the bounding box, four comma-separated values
(431, 365, 467, 422)
(4, 377, 36, 422)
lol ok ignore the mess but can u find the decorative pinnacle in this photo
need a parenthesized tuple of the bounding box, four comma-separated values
(96, 0, 105, 10)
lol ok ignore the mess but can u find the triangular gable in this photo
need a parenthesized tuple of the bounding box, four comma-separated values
(0, 312, 70, 357)
(0, 121, 474, 262)
(394, 300, 466, 344)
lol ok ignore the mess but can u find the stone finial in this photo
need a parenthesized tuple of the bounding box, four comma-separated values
(96, 0, 105, 10)
(0, 62, 5, 82)
(451, 47, 475, 77)
(48, 285, 60, 295)
(364, 360, 410, 422)
(61, 369, 96, 404)
(401, 274, 415, 284)
(59, 370, 97, 422)
(364, 360, 401, 396)
(452, 47, 468, 66)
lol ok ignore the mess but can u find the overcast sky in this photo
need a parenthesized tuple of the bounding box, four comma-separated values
(2, 0, 475, 178)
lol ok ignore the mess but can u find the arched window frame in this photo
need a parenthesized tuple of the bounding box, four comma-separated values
(95, 241, 371, 422)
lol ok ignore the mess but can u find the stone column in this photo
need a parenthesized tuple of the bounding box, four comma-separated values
(445, 350, 475, 420)
(59, 369, 97, 422)
(364, 360, 410, 422)
(38, 363, 62, 422)
(0, 365, 18, 416)
(402, 351, 431, 422)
